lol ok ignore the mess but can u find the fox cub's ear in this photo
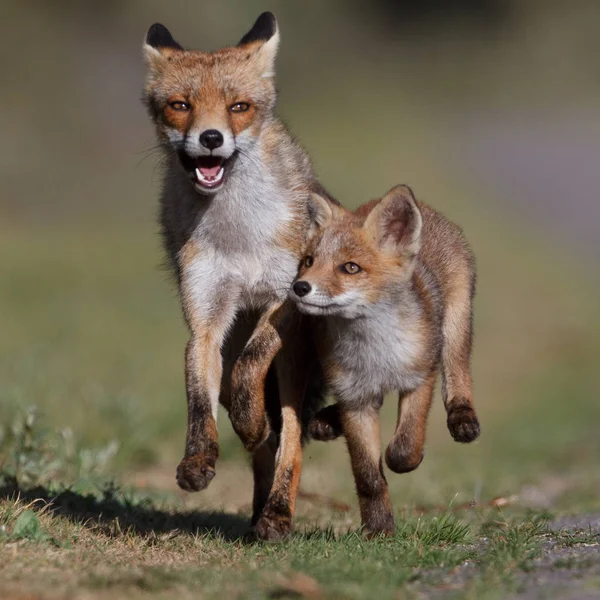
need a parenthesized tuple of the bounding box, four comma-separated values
(238, 12, 280, 78)
(308, 193, 345, 239)
(143, 23, 183, 65)
(364, 185, 422, 259)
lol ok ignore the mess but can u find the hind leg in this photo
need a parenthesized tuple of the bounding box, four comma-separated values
(441, 268, 480, 443)
(385, 374, 435, 474)
(253, 337, 307, 541)
(342, 400, 395, 537)
(251, 433, 278, 526)
(309, 403, 343, 441)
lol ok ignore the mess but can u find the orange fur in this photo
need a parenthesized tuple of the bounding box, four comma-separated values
(143, 14, 341, 541)
(290, 185, 480, 534)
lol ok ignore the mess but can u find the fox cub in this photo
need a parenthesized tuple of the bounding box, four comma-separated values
(290, 185, 481, 536)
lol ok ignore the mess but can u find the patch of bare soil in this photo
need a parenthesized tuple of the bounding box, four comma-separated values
(414, 514, 600, 599)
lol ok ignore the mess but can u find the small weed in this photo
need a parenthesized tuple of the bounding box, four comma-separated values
(0, 503, 61, 546)
(0, 407, 118, 488)
(555, 527, 599, 547)
(11, 509, 51, 543)
(411, 513, 473, 546)
(484, 519, 547, 570)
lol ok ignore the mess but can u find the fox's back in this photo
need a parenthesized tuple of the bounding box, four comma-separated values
(416, 202, 475, 304)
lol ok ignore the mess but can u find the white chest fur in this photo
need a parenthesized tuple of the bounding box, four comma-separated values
(324, 306, 426, 406)
(183, 158, 301, 312)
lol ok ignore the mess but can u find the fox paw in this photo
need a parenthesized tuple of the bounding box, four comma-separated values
(308, 404, 343, 441)
(384, 443, 424, 474)
(254, 509, 292, 542)
(362, 522, 395, 540)
(447, 405, 480, 443)
(176, 452, 217, 492)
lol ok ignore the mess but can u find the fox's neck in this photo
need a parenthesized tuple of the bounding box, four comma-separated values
(163, 117, 310, 256)
(319, 284, 428, 399)
(325, 283, 422, 343)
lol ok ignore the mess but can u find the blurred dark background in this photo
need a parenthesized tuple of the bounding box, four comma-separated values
(1, 1, 599, 510)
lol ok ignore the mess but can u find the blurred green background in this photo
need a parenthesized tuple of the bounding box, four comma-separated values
(1, 0, 599, 516)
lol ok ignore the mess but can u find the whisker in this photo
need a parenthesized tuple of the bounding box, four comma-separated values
(134, 143, 165, 156)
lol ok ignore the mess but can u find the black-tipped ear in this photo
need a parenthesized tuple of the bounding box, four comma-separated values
(146, 23, 183, 50)
(238, 12, 277, 45)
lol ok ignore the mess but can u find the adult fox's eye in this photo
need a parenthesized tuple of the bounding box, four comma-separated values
(169, 101, 190, 111)
(230, 102, 250, 112)
(342, 262, 361, 274)
(304, 256, 314, 268)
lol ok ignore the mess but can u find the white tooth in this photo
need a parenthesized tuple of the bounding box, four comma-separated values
(195, 166, 224, 186)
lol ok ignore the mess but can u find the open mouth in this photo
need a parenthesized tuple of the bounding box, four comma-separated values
(177, 151, 236, 192)
(194, 156, 225, 189)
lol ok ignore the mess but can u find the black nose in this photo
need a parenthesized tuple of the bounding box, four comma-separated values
(199, 129, 224, 150)
(293, 281, 312, 297)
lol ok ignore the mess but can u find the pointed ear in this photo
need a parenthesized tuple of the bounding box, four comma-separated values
(143, 23, 183, 65)
(238, 12, 279, 78)
(239, 12, 278, 45)
(363, 185, 422, 259)
(308, 193, 344, 239)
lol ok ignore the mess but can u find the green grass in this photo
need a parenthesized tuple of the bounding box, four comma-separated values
(0, 486, 561, 600)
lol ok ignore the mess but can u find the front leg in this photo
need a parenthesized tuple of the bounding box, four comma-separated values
(176, 333, 223, 491)
(229, 301, 288, 452)
(176, 243, 239, 492)
(342, 399, 395, 537)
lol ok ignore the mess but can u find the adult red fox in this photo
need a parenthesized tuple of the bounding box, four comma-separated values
(142, 12, 337, 540)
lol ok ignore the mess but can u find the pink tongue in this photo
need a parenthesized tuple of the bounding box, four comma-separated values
(199, 165, 221, 178)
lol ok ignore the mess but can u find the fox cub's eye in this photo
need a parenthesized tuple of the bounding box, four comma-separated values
(230, 102, 250, 113)
(303, 256, 314, 268)
(169, 101, 190, 111)
(342, 262, 361, 274)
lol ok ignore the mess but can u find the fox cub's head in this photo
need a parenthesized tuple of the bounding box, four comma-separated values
(291, 185, 423, 318)
(143, 13, 279, 194)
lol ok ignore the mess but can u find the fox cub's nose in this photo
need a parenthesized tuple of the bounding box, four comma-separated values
(200, 129, 224, 150)
(293, 281, 312, 297)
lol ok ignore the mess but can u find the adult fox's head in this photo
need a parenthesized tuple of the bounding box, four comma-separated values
(291, 186, 423, 318)
(143, 13, 279, 194)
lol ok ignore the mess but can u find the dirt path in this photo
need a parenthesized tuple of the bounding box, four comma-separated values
(412, 514, 600, 598)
